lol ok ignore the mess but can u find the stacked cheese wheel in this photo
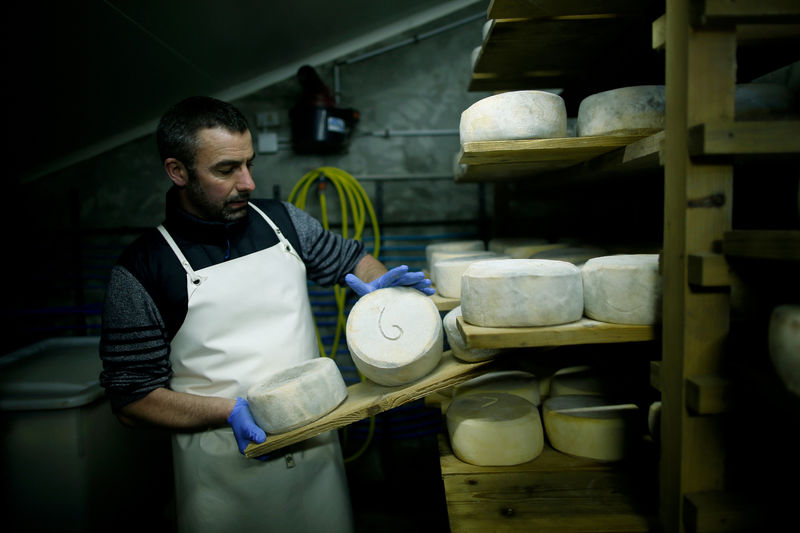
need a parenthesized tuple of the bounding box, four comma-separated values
(426, 240, 485, 272)
(581, 254, 662, 325)
(247, 357, 347, 434)
(542, 395, 639, 461)
(735, 83, 793, 121)
(769, 304, 800, 396)
(577, 85, 665, 137)
(461, 259, 584, 327)
(529, 245, 607, 266)
(432, 253, 507, 299)
(447, 392, 544, 466)
(346, 287, 443, 386)
(454, 370, 541, 406)
(549, 365, 611, 397)
(443, 306, 502, 362)
(460, 91, 567, 144)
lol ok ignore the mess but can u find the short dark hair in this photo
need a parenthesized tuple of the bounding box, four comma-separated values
(156, 96, 250, 171)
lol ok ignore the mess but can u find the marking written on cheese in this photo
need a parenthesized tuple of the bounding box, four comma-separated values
(378, 307, 403, 340)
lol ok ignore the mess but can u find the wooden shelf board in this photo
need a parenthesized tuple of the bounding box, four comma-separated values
(694, 0, 800, 26)
(487, 0, 660, 20)
(456, 133, 661, 183)
(244, 351, 494, 457)
(456, 316, 656, 350)
(432, 292, 460, 312)
(722, 230, 800, 261)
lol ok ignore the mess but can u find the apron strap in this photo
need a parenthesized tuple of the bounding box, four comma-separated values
(156, 225, 203, 285)
(248, 202, 300, 257)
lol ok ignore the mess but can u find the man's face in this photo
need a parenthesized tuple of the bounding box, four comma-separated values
(182, 127, 256, 222)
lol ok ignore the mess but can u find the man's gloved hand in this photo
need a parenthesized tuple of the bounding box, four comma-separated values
(345, 265, 435, 297)
(227, 397, 269, 460)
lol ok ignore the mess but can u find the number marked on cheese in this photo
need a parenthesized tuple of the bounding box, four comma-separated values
(378, 307, 403, 340)
(480, 396, 499, 408)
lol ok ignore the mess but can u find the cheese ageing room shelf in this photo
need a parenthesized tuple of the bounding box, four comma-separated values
(245, 351, 494, 457)
(455, 132, 664, 183)
(456, 316, 656, 350)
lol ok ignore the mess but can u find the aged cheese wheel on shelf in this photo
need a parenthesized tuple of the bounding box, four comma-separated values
(543, 394, 639, 461)
(432, 253, 507, 298)
(346, 287, 443, 386)
(430, 250, 497, 284)
(503, 242, 567, 259)
(426, 240, 484, 271)
(769, 304, 800, 396)
(481, 19, 493, 41)
(461, 259, 584, 327)
(581, 254, 662, 325)
(550, 365, 609, 397)
(247, 357, 347, 434)
(470, 46, 481, 70)
(447, 393, 544, 466)
(529, 245, 608, 266)
(443, 306, 502, 363)
(460, 90, 567, 144)
(576, 85, 666, 137)
(454, 370, 541, 406)
(488, 237, 548, 254)
(735, 83, 793, 120)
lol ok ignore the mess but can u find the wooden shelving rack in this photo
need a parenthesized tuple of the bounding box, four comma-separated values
(443, 0, 800, 532)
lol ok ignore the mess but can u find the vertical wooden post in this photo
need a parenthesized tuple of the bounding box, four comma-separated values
(661, 0, 736, 531)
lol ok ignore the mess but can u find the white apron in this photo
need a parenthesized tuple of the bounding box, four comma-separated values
(158, 203, 354, 533)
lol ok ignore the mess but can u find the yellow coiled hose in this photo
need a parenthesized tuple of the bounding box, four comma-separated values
(288, 166, 378, 462)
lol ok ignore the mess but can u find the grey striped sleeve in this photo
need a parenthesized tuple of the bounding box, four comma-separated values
(99, 265, 172, 411)
(282, 201, 367, 287)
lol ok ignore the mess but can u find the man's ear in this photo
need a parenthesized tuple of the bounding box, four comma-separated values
(164, 158, 189, 187)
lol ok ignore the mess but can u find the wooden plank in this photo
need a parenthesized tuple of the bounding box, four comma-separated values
(456, 316, 656, 350)
(693, 0, 800, 26)
(660, 3, 736, 530)
(488, 0, 660, 20)
(683, 492, 760, 532)
(687, 253, 732, 286)
(685, 375, 732, 414)
(440, 436, 657, 532)
(687, 121, 800, 156)
(722, 230, 800, 261)
(244, 351, 494, 457)
(431, 292, 460, 311)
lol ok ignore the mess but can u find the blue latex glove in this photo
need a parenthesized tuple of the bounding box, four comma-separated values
(227, 397, 269, 460)
(345, 265, 435, 297)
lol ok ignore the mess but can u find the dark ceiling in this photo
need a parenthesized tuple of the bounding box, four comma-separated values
(11, 0, 483, 183)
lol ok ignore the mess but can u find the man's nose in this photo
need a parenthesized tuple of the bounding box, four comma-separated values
(238, 167, 256, 191)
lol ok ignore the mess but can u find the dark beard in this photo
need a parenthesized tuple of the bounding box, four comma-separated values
(185, 168, 249, 222)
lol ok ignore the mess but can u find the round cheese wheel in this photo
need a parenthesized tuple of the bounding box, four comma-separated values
(529, 246, 608, 266)
(482, 19, 493, 41)
(426, 240, 485, 271)
(433, 253, 507, 298)
(577, 85, 665, 137)
(454, 370, 541, 406)
(247, 357, 347, 434)
(768, 304, 800, 396)
(460, 90, 567, 144)
(461, 259, 584, 327)
(346, 287, 443, 386)
(543, 395, 639, 461)
(581, 254, 662, 325)
(447, 393, 544, 466)
(550, 365, 609, 397)
(735, 83, 793, 121)
(470, 46, 481, 70)
(430, 250, 496, 284)
(648, 401, 661, 441)
(503, 243, 568, 259)
(488, 237, 549, 254)
(443, 306, 501, 362)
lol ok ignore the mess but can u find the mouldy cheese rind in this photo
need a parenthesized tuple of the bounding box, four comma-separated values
(549, 365, 609, 397)
(425, 240, 485, 270)
(543, 394, 638, 461)
(768, 304, 800, 396)
(453, 370, 541, 406)
(429, 250, 497, 284)
(460, 91, 567, 144)
(576, 85, 665, 137)
(581, 254, 662, 325)
(346, 287, 443, 386)
(247, 357, 347, 434)
(735, 83, 794, 121)
(443, 306, 502, 363)
(461, 259, 584, 327)
(433, 253, 507, 298)
(447, 393, 544, 466)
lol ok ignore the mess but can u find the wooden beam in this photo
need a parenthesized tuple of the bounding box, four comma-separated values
(693, 0, 800, 26)
(687, 253, 732, 287)
(722, 230, 800, 261)
(683, 492, 760, 532)
(685, 375, 732, 414)
(687, 121, 800, 157)
(650, 360, 663, 391)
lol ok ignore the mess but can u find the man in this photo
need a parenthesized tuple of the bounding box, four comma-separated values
(99, 95, 433, 532)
